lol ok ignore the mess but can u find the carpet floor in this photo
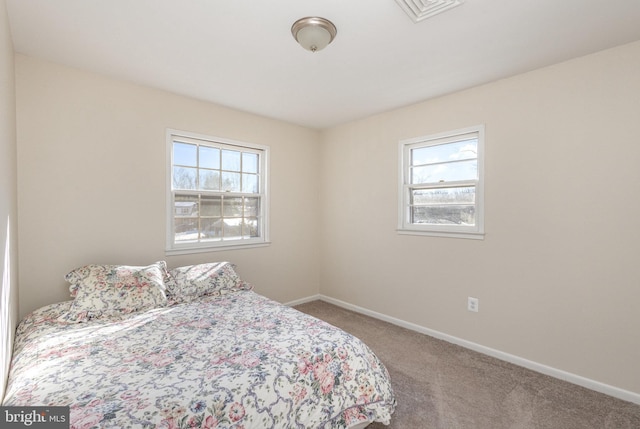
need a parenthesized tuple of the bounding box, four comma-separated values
(294, 300, 640, 429)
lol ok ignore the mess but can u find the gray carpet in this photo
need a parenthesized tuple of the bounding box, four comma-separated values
(294, 300, 640, 429)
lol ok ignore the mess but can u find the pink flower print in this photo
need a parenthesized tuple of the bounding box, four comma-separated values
(289, 385, 308, 404)
(357, 382, 375, 402)
(202, 415, 217, 428)
(319, 371, 335, 394)
(313, 362, 333, 381)
(86, 398, 105, 409)
(343, 407, 368, 425)
(311, 360, 336, 394)
(341, 362, 353, 380)
(238, 351, 260, 368)
(228, 402, 245, 422)
(210, 356, 226, 366)
(337, 347, 348, 360)
(299, 350, 312, 360)
(244, 356, 260, 367)
(41, 349, 62, 359)
(153, 355, 174, 367)
(366, 384, 375, 396)
(160, 403, 187, 421)
(312, 361, 327, 380)
(14, 385, 36, 403)
(148, 351, 174, 367)
(160, 418, 179, 429)
(117, 267, 134, 277)
(367, 354, 379, 369)
(297, 357, 312, 375)
(70, 345, 91, 360)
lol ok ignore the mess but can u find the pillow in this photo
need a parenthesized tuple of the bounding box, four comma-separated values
(166, 262, 251, 303)
(60, 261, 168, 322)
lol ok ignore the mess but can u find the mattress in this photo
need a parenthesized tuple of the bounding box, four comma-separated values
(3, 290, 396, 428)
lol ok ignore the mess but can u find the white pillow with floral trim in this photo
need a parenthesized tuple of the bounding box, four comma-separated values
(60, 261, 168, 322)
(166, 262, 252, 303)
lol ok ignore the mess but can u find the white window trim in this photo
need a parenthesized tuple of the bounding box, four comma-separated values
(165, 129, 270, 255)
(397, 125, 485, 240)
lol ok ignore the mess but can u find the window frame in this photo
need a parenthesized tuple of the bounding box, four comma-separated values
(398, 125, 485, 240)
(166, 129, 270, 255)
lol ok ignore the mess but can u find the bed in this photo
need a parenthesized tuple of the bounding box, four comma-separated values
(2, 261, 396, 429)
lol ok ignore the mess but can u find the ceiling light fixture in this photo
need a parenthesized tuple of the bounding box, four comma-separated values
(291, 17, 337, 53)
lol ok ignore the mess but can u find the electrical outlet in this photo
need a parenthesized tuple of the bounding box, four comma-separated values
(467, 297, 479, 312)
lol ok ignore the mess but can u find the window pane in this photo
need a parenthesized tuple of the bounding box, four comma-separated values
(200, 195, 222, 216)
(242, 173, 258, 193)
(199, 170, 220, 191)
(173, 167, 197, 190)
(200, 218, 222, 240)
(174, 193, 199, 242)
(411, 159, 477, 184)
(412, 139, 477, 166)
(222, 172, 241, 192)
(412, 186, 476, 205)
(242, 152, 258, 173)
(243, 218, 259, 237)
(244, 197, 260, 216)
(411, 205, 476, 226)
(223, 218, 243, 239)
(174, 142, 197, 167)
(199, 146, 220, 169)
(174, 194, 198, 217)
(222, 149, 241, 171)
(223, 197, 244, 217)
(174, 219, 200, 242)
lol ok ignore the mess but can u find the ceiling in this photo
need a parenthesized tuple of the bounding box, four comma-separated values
(6, 0, 640, 129)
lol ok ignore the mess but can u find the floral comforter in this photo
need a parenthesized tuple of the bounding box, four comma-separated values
(3, 291, 396, 428)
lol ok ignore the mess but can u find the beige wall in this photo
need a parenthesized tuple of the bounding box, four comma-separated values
(15, 55, 322, 319)
(0, 0, 18, 400)
(13, 39, 640, 397)
(320, 41, 640, 394)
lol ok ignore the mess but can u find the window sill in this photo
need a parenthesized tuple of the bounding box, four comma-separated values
(397, 229, 485, 240)
(166, 241, 271, 256)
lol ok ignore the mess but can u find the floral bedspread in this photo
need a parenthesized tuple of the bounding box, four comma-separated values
(3, 291, 396, 428)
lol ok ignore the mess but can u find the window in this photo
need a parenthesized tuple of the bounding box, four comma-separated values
(166, 130, 269, 254)
(398, 125, 484, 239)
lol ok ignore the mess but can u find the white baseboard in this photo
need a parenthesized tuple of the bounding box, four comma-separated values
(283, 294, 321, 307)
(288, 294, 640, 405)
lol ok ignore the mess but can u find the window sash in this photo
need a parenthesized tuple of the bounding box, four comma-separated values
(398, 126, 484, 238)
(172, 192, 262, 244)
(166, 130, 269, 253)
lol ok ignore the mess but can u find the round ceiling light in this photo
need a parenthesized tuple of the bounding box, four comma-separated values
(291, 17, 337, 53)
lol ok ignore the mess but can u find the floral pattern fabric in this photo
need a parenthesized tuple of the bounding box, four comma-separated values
(165, 262, 251, 304)
(61, 261, 168, 322)
(3, 290, 396, 429)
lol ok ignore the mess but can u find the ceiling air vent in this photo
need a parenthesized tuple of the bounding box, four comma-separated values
(395, 0, 464, 23)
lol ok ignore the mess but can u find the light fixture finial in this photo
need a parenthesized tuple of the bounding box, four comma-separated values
(291, 17, 337, 53)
